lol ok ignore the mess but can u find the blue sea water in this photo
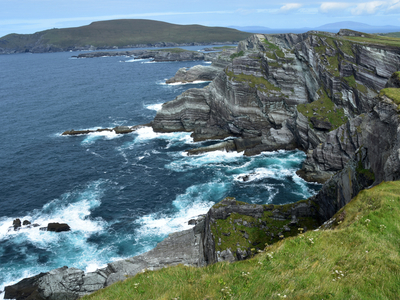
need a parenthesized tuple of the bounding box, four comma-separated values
(0, 47, 320, 296)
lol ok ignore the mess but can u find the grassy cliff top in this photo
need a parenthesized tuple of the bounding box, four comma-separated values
(0, 19, 252, 50)
(83, 181, 400, 300)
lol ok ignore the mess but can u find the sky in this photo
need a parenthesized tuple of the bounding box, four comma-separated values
(1, 0, 400, 37)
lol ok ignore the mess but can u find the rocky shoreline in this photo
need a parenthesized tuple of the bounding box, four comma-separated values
(5, 29, 400, 299)
(0, 41, 239, 55)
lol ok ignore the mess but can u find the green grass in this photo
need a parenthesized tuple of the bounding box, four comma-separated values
(383, 32, 400, 38)
(379, 88, 400, 105)
(314, 38, 340, 77)
(343, 34, 400, 48)
(230, 50, 245, 59)
(262, 38, 285, 58)
(343, 75, 368, 93)
(225, 70, 281, 92)
(82, 181, 400, 300)
(0, 19, 252, 50)
(297, 88, 348, 130)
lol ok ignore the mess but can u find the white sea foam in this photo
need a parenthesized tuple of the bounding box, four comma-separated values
(0, 180, 110, 296)
(165, 150, 244, 172)
(0, 180, 106, 243)
(126, 127, 193, 147)
(134, 181, 229, 251)
(166, 80, 211, 86)
(81, 130, 123, 145)
(124, 58, 152, 63)
(145, 103, 163, 111)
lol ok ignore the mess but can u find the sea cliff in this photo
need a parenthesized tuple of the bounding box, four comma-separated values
(5, 29, 400, 299)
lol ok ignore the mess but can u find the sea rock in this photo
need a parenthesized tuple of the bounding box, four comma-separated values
(62, 124, 149, 136)
(186, 140, 236, 156)
(166, 65, 222, 84)
(12, 219, 21, 230)
(22, 220, 31, 225)
(47, 223, 71, 232)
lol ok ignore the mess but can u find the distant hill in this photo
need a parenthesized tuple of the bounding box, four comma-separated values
(0, 19, 253, 54)
(316, 21, 400, 33)
(230, 21, 400, 34)
(383, 32, 400, 38)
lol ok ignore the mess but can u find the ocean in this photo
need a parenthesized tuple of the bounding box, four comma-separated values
(0, 46, 320, 296)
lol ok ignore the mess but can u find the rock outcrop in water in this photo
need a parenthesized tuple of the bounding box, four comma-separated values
(166, 65, 223, 84)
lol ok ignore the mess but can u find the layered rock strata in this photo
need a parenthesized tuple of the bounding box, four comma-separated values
(153, 31, 400, 158)
(299, 94, 400, 183)
(166, 65, 223, 84)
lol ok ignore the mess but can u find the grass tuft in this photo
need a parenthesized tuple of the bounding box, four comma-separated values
(379, 88, 400, 105)
(225, 70, 281, 93)
(297, 88, 348, 130)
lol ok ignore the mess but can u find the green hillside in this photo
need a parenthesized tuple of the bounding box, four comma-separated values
(83, 181, 400, 299)
(0, 19, 252, 53)
(382, 32, 400, 38)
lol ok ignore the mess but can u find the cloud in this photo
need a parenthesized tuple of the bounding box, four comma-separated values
(386, 0, 400, 13)
(319, 2, 352, 14)
(277, 3, 303, 14)
(351, 1, 385, 15)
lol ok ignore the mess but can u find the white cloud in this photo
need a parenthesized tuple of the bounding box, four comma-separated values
(351, 1, 385, 15)
(319, 2, 352, 14)
(386, 0, 400, 13)
(277, 3, 303, 14)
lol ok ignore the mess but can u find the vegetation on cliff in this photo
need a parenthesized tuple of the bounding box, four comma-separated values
(211, 199, 319, 257)
(82, 181, 400, 299)
(297, 88, 348, 130)
(225, 70, 281, 93)
(379, 88, 400, 105)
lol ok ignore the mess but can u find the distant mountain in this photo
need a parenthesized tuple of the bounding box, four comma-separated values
(0, 19, 253, 54)
(230, 21, 400, 34)
(316, 21, 400, 33)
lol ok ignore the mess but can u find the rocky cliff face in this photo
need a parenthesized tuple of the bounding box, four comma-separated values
(300, 93, 400, 184)
(153, 30, 400, 157)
